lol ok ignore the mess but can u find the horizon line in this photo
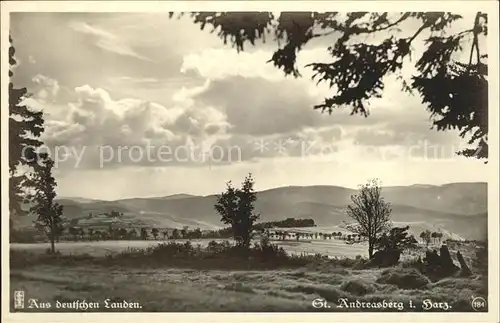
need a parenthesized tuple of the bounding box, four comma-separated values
(56, 180, 487, 202)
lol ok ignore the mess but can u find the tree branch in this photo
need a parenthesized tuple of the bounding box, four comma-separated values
(408, 24, 427, 43)
(469, 12, 482, 66)
(312, 13, 411, 38)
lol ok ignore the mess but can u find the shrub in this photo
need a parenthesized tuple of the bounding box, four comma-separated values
(253, 235, 289, 261)
(472, 244, 487, 273)
(376, 268, 430, 290)
(370, 226, 418, 267)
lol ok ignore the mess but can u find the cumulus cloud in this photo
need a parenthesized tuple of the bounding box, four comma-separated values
(192, 76, 332, 136)
(25, 68, 466, 172)
(31, 74, 60, 102)
(26, 78, 238, 169)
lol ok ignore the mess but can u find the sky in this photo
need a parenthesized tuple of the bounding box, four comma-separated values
(10, 12, 488, 200)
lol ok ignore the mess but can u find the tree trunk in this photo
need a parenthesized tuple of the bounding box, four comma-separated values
(368, 240, 374, 259)
(50, 222, 56, 253)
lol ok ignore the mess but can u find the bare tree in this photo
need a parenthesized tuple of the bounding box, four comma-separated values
(345, 179, 392, 259)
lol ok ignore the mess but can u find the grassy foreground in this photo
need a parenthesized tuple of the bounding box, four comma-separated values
(9, 240, 488, 312)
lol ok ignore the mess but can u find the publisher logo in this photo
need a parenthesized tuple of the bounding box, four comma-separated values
(14, 291, 25, 309)
(471, 296, 487, 311)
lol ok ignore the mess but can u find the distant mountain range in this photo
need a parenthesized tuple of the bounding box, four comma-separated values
(13, 182, 488, 240)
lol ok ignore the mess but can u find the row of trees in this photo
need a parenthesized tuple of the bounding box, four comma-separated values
(215, 175, 418, 261)
(267, 230, 363, 242)
(254, 218, 316, 229)
(420, 230, 445, 246)
(63, 226, 204, 241)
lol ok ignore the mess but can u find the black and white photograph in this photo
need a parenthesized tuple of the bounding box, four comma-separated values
(2, 1, 499, 320)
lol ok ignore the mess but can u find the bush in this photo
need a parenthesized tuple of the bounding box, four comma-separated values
(376, 268, 430, 290)
(472, 244, 487, 273)
(100, 239, 313, 269)
(253, 237, 289, 261)
(370, 226, 418, 267)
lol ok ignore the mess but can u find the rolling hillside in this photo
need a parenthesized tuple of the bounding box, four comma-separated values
(12, 182, 487, 240)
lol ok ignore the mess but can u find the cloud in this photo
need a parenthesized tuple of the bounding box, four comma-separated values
(25, 78, 239, 169)
(31, 74, 60, 102)
(180, 48, 332, 95)
(25, 66, 469, 172)
(109, 76, 161, 85)
(69, 21, 154, 62)
(192, 76, 332, 136)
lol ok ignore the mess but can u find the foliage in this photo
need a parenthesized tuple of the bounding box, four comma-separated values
(254, 218, 316, 229)
(369, 226, 418, 267)
(375, 225, 418, 253)
(419, 230, 432, 246)
(9, 36, 45, 216)
(180, 226, 188, 239)
(203, 218, 315, 240)
(171, 228, 181, 239)
(202, 227, 233, 239)
(98, 240, 303, 269)
(151, 228, 159, 240)
(345, 178, 392, 258)
(214, 173, 260, 249)
(30, 155, 64, 253)
(140, 228, 148, 240)
(177, 12, 488, 160)
(431, 231, 444, 244)
(190, 228, 203, 239)
(68, 227, 80, 241)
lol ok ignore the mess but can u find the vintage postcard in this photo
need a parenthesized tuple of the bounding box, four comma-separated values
(1, 1, 499, 323)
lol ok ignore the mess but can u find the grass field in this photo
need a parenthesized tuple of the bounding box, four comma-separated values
(9, 239, 487, 312)
(11, 239, 369, 258)
(10, 261, 487, 312)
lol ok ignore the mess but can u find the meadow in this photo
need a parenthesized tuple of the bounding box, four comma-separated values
(11, 238, 368, 258)
(9, 238, 487, 312)
(10, 263, 486, 312)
